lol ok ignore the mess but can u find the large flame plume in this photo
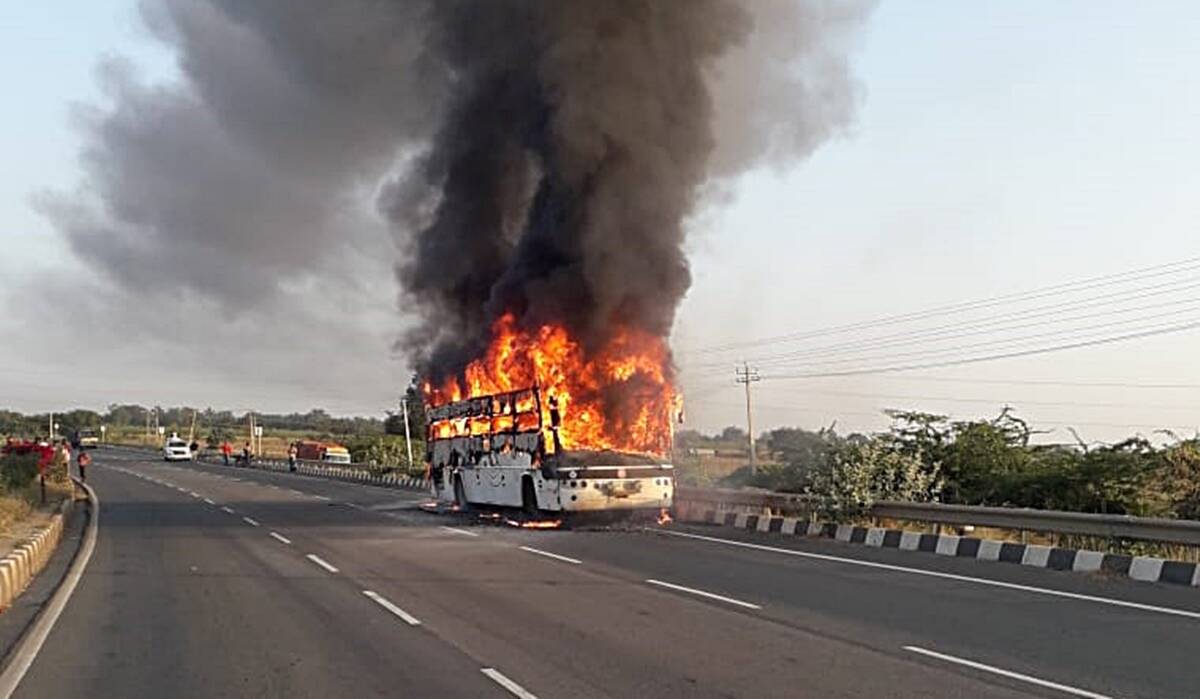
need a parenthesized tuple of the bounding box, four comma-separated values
(425, 314, 676, 456)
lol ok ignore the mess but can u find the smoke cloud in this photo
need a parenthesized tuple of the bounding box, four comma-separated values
(388, 0, 874, 380)
(26, 0, 871, 404)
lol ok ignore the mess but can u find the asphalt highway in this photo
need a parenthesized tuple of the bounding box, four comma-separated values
(10, 449, 1199, 698)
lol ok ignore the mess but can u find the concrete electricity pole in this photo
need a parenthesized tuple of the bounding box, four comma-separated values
(735, 363, 761, 474)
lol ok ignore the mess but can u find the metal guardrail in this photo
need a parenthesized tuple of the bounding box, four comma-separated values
(674, 485, 1200, 546)
(870, 500, 1200, 546)
(675, 485, 815, 512)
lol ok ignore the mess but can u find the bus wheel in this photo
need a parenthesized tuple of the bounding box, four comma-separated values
(521, 478, 539, 516)
(453, 476, 470, 512)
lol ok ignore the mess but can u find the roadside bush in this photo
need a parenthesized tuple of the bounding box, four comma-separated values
(0, 453, 39, 491)
(808, 442, 942, 520)
(346, 436, 424, 476)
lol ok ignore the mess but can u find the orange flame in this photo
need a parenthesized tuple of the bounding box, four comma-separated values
(426, 313, 675, 456)
(505, 518, 563, 529)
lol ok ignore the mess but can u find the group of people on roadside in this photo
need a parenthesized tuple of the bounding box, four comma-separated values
(217, 440, 255, 466)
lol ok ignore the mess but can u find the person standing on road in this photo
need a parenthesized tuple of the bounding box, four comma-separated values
(221, 440, 232, 465)
(77, 450, 91, 482)
(241, 442, 252, 467)
(288, 443, 298, 473)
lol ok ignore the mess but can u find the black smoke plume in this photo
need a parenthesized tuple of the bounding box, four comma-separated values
(32, 0, 871, 398)
(388, 0, 872, 382)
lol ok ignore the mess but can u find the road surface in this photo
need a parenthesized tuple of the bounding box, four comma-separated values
(10, 448, 1199, 698)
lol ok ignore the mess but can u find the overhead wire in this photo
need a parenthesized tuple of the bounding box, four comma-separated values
(685, 278, 1200, 371)
(682, 254, 1200, 356)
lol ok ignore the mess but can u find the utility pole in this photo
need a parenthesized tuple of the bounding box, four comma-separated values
(735, 363, 761, 474)
(48, 413, 54, 441)
(400, 395, 415, 472)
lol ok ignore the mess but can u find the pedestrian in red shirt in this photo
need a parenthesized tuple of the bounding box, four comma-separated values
(78, 450, 92, 482)
(220, 441, 233, 466)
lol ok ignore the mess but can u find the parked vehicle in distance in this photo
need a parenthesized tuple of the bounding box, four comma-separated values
(75, 429, 100, 449)
(292, 440, 352, 464)
(163, 438, 193, 461)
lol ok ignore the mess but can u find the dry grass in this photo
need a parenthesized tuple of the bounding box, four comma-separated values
(0, 480, 72, 558)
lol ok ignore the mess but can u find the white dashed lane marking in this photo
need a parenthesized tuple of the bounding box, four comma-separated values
(269, 532, 292, 545)
(305, 554, 339, 574)
(362, 590, 421, 626)
(645, 579, 762, 610)
(480, 668, 539, 699)
(519, 546, 580, 565)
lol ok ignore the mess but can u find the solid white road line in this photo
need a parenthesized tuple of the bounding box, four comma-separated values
(903, 646, 1114, 699)
(220, 506, 235, 514)
(0, 480, 100, 699)
(655, 529, 1200, 621)
(645, 579, 762, 610)
(362, 590, 422, 626)
(519, 546, 581, 565)
(440, 526, 479, 537)
(242, 517, 260, 527)
(480, 668, 538, 699)
(269, 531, 292, 545)
(305, 554, 339, 574)
(203, 498, 216, 506)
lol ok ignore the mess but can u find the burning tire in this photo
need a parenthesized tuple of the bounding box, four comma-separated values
(453, 475, 471, 512)
(521, 477, 539, 516)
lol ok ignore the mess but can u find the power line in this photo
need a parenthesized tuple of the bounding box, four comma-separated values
(764, 317, 1200, 380)
(718, 388, 1198, 411)
(854, 376, 1200, 390)
(742, 307, 1200, 373)
(687, 279, 1200, 371)
(683, 254, 1200, 356)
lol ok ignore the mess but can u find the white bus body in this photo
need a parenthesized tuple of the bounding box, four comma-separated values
(426, 387, 674, 515)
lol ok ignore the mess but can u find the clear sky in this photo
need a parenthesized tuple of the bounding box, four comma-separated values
(2, 1, 1198, 443)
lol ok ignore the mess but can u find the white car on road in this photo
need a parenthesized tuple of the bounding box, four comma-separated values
(163, 438, 193, 461)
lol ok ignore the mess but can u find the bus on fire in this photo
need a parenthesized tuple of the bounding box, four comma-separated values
(424, 386, 674, 516)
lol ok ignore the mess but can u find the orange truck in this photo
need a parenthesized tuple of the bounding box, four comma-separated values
(292, 440, 352, 464)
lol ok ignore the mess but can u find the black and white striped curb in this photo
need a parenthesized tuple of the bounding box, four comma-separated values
(693, 509, 1200, 588)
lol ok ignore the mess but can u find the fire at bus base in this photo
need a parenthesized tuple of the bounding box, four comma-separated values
(422, 315, 678, 519)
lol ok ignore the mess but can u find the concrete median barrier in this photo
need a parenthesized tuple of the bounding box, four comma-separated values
(0, 495, 75, 613)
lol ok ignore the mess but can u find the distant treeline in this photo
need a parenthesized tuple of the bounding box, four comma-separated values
(0, 405, 410, 439)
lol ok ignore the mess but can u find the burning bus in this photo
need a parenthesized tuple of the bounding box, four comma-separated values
(425, 386, 674, 516)
(423, 314, 677, 517)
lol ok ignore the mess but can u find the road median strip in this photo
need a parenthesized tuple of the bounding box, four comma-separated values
(682, 505, 1200, 588)
(0, 477, 97, 698)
